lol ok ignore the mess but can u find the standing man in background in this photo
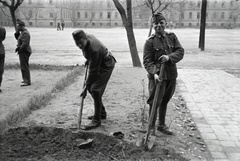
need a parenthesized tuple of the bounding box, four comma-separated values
(143, 12, 184, 135)
(15, 19, 32, 86)
(61, 21, 65, 31)
(0, 26, 6, 93)
(72, 29, 116, 130)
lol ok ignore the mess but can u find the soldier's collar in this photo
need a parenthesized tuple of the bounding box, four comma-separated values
(156, 31, 166, 38)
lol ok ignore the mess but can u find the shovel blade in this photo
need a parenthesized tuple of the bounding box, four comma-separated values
(146, 135, 156, 150)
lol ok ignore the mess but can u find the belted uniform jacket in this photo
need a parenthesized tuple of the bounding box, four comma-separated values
(17, 29, 32, 54)
(82, 34, 116, 88)
(143, 32, 184, 80)
(0, 27, 6, 55)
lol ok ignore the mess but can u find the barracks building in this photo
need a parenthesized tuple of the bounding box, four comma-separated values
(0, 0, 239, 29)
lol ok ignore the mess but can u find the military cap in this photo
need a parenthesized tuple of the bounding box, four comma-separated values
(72, 30, 87, 40)
(16, 19, 25, 26)
(152, 12, 166, 23)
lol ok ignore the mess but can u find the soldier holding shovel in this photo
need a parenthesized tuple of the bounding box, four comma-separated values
(143, 12, 184, 135)
(72, 30, 116, 130)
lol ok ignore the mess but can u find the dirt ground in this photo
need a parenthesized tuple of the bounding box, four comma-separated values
(0, 67, 212, 160)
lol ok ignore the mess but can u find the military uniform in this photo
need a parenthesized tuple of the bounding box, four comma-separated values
(81, 34, 116, 125)
(17, 27, 32, 85)
(143, 31, 184, 128)
(0, 26, 6, 91)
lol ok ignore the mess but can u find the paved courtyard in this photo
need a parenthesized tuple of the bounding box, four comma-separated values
(178, 69, 240, 161)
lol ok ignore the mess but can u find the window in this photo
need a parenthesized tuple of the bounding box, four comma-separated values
(77, 12, 80, 19)
(100, 23, 102, 26)
(221, 12, 225, 19)
(115, 12, 118, 19)
(29, 22, 33, 26)
(92, 22, 95, 26)
(229, 13, 233, 19)
(107, 2, 111, 8)
(85, 12, 88, 19)
(28, 0, 32, 5)
(181, 12, 184, 19)
(29, 10, 33, 18)
(49, 0, 53, 4)
(214, 1, 217, 8)
(115, 23, 118, 26)
(213, 12, 217, 19)
(189, 23, 192, 27)
(197, 12, 200, 19)
(197, 1, 201, 8)
(50, 22, 53, 26)
(189, 12, 192, 19)
(49, 12, 54, 18)
(107, 12, 111, 19)
(230, 1, 233, 7)
(39, 10, 43, 18)
(99, 12, 103, 19)
(91, 12, 95, 19)
(222, 2, 225, 8)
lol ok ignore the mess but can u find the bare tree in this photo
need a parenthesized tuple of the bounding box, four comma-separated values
(135, 0, 172, 36)
(0, 0, 24, 30)
(21, 9, 32, 25)
(67, 1, 76, 27)
(33, 7, 39, 27)
(49, 10, 59, 27)
(112, 0, 142, 67)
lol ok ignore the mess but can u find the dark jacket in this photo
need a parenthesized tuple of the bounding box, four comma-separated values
(82, 34, 116, 87)
(143, 32, 184, 80)
(17, 29, 32, 54)
(0, 26, 6, 55)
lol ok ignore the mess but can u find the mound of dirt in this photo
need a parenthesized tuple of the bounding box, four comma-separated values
(0, 126, 189, 161)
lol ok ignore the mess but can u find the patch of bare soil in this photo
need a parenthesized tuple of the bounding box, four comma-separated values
(0, 126, 189, 161)
(0, 67, 212, 160)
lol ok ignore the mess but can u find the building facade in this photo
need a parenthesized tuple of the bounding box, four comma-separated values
(0, 0, 239, 29)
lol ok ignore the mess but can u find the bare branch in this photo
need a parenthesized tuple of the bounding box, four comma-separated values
(0, 7, 11, 17)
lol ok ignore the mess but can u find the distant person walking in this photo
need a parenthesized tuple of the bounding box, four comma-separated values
(61, 21, 65, 31)
(57, 22, 61, 31)
(143, 12, 184, 135)
(0, 26, 6, 92)
(15, 19, 32, 86)
(72, 29, 116, 130)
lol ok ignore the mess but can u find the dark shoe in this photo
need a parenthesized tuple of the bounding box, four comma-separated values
(82, 121, 101, 130)
(0, 89, 2, 93)
(157, 125, 173, 135)
(87, 115, 107, 120)
(21, 82, 31, 86)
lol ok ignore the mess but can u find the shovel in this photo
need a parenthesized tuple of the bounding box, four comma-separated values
(78, 65, 88, 129)
(136, 63, 165, 151)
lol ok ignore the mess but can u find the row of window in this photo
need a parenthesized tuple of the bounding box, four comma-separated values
(76, 11, 119, 19)
(181, 11, 237, 20)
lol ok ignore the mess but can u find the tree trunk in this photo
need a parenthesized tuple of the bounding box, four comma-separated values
(112, 0, 142, 67)
(125, 25, 142, 67)
(10, 7, 17, 31)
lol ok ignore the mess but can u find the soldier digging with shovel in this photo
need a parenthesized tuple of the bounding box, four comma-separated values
(72, 30, 116, 130)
